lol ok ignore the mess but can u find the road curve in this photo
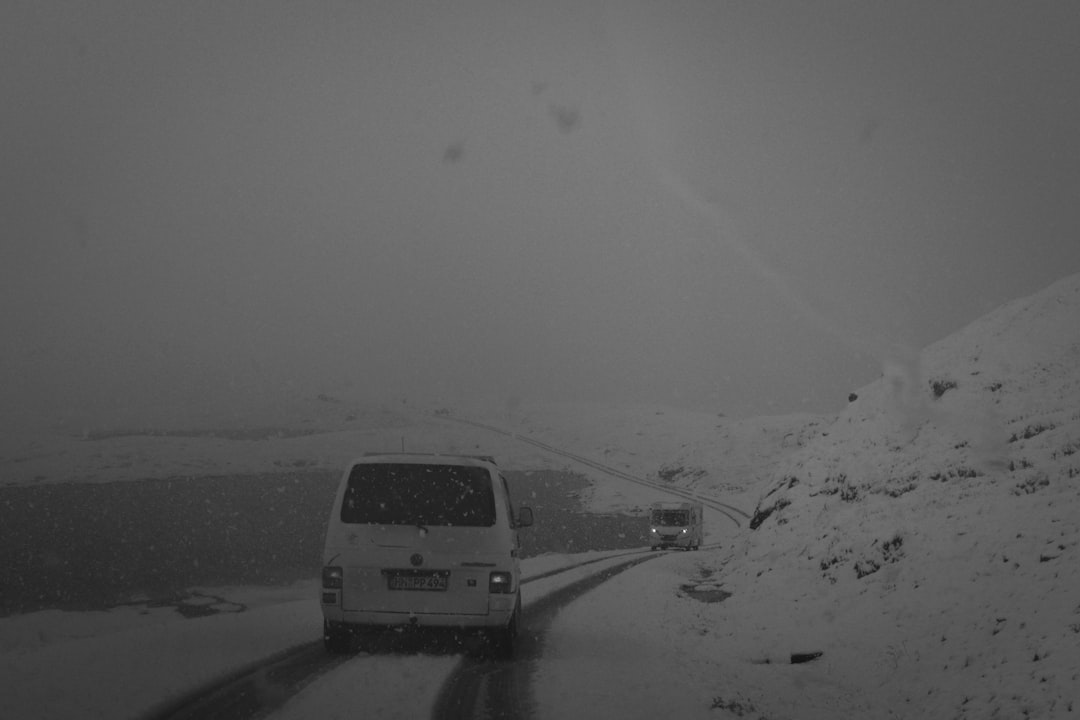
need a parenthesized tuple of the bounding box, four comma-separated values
(431, 413, 751, 527)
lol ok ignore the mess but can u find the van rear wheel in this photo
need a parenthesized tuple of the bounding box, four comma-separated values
(486, 594, 521, 659)
(324, 620, 352, 654)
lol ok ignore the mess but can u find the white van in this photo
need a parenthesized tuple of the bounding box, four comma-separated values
(320, 453, 533, 656)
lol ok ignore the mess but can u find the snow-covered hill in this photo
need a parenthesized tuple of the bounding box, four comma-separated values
(705, 272, 1080, 718)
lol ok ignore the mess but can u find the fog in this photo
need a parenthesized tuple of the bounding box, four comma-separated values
(4, 1, 1079, 430)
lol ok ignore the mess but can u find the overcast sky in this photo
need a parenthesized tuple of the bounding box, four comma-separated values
(4, 1, 1079, 429)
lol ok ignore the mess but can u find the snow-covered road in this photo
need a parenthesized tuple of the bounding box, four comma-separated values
(270, 550, 669, 720)
(0, 494, 742, 720)
(2, 548, 723, 720)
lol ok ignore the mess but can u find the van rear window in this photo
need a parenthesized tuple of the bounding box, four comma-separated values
(340, 463, 496, 527)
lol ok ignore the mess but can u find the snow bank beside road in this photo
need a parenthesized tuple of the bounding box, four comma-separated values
(0, 589, 322, 720)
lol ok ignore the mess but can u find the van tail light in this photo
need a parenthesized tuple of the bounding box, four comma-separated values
(488, 571, 513, 594)
(323, 566, 343, 589)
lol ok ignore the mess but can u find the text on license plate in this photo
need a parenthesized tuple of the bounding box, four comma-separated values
(386, 571, 449, 591)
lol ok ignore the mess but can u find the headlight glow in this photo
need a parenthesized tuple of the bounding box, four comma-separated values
(322, 565, 343, 589)
(489, 571, 513, 593)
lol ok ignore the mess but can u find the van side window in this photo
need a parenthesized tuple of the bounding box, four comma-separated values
(341, 463, 496, 526)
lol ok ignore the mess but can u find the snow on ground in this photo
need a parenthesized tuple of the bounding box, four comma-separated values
(698, 272, 1080, 719)
(1, 271, 1078, 719)
(0, 584, 322, 720)
(0, 552, 653, 720)
(533, 551, 877, 719)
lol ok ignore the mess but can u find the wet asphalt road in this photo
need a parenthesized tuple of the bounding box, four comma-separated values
(0, 470, 649, 617)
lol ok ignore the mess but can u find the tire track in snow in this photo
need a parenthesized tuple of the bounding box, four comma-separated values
(432, 552, 663, 719)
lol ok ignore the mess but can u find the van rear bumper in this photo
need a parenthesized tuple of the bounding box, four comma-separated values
(323, 604, 514, 630)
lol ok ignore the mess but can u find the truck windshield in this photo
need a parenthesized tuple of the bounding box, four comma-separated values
(652, 510, 689, 526)
(341, 463, 496, 527)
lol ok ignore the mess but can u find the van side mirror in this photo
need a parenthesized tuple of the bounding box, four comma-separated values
(516, 506, 534, 528)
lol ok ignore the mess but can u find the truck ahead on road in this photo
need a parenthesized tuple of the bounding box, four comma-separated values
(648, 501, 703, 551)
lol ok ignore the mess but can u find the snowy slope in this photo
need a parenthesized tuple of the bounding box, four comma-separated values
(701, 272, 1080, 718)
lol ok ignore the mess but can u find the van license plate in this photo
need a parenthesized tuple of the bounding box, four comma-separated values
(386, 571, 448, 591)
